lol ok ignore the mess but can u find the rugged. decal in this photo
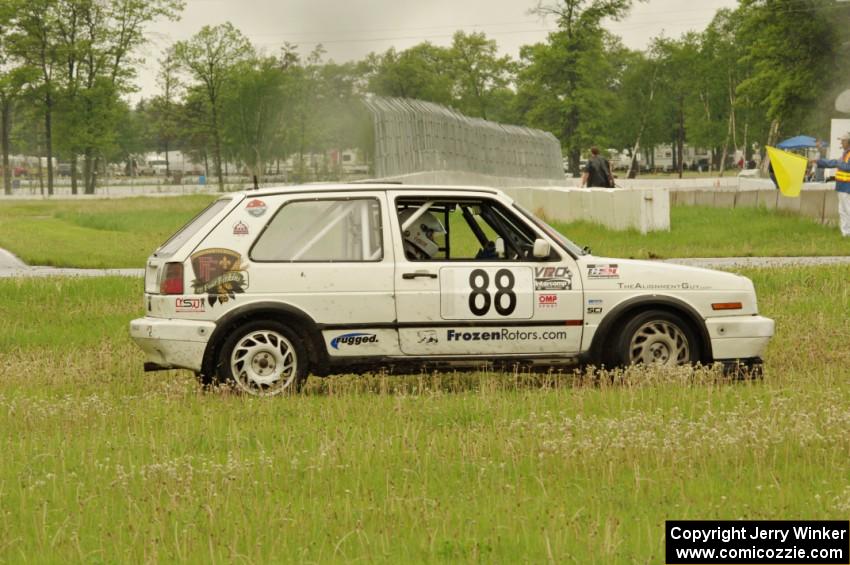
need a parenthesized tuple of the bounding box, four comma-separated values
(190, 248, 249, 307)
(534, 266, 572, 291)
(331, 333, 378, 349)
(587, 264, 619, 279)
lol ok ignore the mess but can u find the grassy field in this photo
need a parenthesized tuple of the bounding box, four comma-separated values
(0, 267, 848, 562)
(1, 196, 849, 268)
(0, 196, 215, 268)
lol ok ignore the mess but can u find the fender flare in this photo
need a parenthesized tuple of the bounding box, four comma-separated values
(586, 294, 713, 364)
(200, 301, 326, 377)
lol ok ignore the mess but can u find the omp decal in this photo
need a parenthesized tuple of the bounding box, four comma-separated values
(245, 199, 267, 217)
(534, 266, 572, 290)
(537, 294, 558, 308)
(330, 332, 378, 349)
(587, 264, 619, 279)
(175, 297, 205, 313)
(190, 248, 249, 307)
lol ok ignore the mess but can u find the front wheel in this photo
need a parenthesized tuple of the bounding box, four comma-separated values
(218, 320, 308, 396)
(610, 310, 699, 368)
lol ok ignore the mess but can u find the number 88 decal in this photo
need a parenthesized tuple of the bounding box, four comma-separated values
(468, 268, 517, 316)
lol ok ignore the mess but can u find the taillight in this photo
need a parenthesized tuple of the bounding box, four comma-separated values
(160, 262, 184, 294)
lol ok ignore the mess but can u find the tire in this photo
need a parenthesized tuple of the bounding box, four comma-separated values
(609, 309, 699, 368)
(217, 319, 308, 396)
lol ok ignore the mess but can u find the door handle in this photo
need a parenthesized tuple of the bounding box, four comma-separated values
(402, 271, 438, 280)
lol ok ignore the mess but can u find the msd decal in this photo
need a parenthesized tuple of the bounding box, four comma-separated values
(330, 333, 378, 349)
(537, 293, 559, 308)
(245, 199, 267, 217)
(175, 297, 205, 313)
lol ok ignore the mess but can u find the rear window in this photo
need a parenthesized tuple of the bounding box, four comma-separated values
(155, 198, 232, 256)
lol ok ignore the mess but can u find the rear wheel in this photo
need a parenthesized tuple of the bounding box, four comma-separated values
(217, 320, 308, 396)
(611, 310, 699, 368)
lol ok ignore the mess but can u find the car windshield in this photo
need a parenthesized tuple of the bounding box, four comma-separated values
(155, 198, 232, 256)
(513, 203, 586, 256)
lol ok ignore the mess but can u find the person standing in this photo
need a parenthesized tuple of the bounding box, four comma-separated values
(580, 146, 614, 188)
(812, 133, 850, 237)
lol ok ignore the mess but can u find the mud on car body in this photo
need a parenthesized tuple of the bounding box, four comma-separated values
(130, 184, 774, 395)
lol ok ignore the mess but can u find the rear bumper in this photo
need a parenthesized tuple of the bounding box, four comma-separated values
(705, 315, 774, 361)
(129, 317, 216, 372)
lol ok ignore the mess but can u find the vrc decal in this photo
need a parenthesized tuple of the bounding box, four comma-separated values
(534, 266, 572, 291)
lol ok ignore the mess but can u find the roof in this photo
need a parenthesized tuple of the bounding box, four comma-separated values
(230, 183, 504, 199)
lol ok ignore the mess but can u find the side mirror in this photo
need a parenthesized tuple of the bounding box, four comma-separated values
(532, 238, 551, 259)
(494, 238, 505, 258)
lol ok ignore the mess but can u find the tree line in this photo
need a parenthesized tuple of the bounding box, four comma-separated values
(1, 0, 848, 195)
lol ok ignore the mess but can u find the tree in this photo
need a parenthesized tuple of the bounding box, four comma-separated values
(148, 47, 182, 177)
(448, 31, 516, 121)
(220, 56, 286, 182)
(516, 0, 637, 175)
(365, 43, 453, 106)
(736, 0, 840, 155)
(8, 0, 60, 194)
(0, 3, 26, 195)
(173, 23, 253, 191)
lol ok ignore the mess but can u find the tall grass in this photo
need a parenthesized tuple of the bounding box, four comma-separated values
(0, 268, 848, 562)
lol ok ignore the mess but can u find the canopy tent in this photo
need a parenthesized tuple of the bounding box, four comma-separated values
(776, 135, 825, 150)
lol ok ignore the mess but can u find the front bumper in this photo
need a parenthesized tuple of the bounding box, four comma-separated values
(129, 317, 216, 372)
(705, 315, 774, 361)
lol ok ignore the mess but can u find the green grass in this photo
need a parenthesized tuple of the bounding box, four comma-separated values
(553, 205, 850, 259)
(0, 196, 215, 268)
(0, 267, 848, 561)
(1, 197, 850, 269)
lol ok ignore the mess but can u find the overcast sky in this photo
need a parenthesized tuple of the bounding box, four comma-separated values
(133, 0, 738, 100)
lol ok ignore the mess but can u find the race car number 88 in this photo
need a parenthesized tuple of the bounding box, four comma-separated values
(468, 269, 516, 316)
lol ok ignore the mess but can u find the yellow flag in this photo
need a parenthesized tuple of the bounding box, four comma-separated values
(766, 146, 807, 197)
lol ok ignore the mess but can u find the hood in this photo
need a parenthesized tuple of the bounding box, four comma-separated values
(577, 256, 754, 292)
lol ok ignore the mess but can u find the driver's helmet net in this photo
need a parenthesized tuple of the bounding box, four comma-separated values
(398, 208, 445, 258)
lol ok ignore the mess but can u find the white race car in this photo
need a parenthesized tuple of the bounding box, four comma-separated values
(130, 184, 774, 395)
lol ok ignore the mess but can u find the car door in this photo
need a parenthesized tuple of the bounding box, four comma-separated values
(390, 190, 584, 357)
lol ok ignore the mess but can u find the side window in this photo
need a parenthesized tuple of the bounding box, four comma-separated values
(251, 198, 382, 262)
(397, 198, 544, 261)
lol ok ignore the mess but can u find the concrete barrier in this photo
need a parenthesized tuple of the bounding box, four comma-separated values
(714, 191, 736, 209)
(777, 193, 802, 213)
(735, 190, 759, 208)
(799, 191, 826, 221)
(824, 191, 840, 223)
(757, 189, 778, 210)
(694, 190, 715, 207)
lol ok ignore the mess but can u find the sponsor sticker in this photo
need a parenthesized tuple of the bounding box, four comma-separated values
(233, 221, 249, 236)
(175, 297, 205, 313)
(538, 293, 559, 308)
(587, 264, 619, 279)
(616, 282, 708, 290)
(190, 248, 249, 307)
(417, 330, 439, 344)
(245, 199, 267, 217)
(587, 298, 603, 305)
(586, 306, 603, 314)
(446, 328, 569, 342)
(331, 332, 378, 349)
(534, 266, 572, 291)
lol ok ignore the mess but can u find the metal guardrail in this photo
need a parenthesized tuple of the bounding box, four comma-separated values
(362, 96, 563, 180)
